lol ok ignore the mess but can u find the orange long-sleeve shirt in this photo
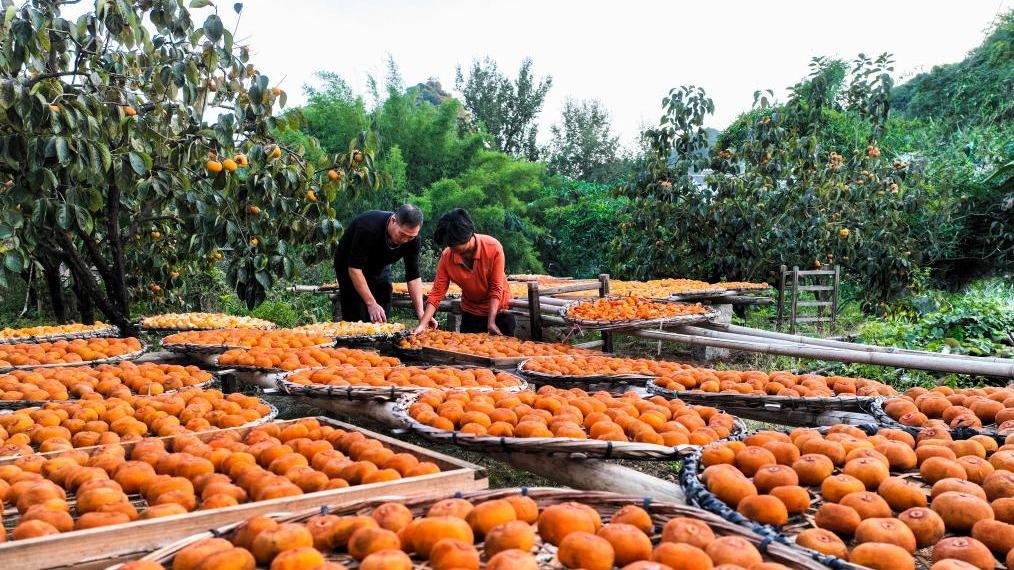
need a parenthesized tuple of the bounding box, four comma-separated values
(427, 234, 511, 317)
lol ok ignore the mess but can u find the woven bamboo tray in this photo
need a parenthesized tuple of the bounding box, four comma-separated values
(393, 392, 746, 460)
(140, 324, 279, 334)
(0, 397, 278, 460)
(0, 325, 120, 345)
(332, 330, 411, 348)
(560, 299, 719, 331)
(394, 344, 533, 368)
(276, 366, 529, 402)
(0, 374, 220, 411)
(0, 417, 486, 570)
(669, 289, 734, 300)
(647, 380, 880, 427)
(678, 435, 1007, 570)
(517, 358, 656, 389)
(161, 340, 334, 356)
(0, 343, 148, 374)
(119, 487, 833, 570)
(868, 397, 1007, 438)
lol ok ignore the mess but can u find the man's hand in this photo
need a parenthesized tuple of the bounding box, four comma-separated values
(487, 321, 503, 335)
(367, 302, 387, 323)
(411, 314, 440, 332)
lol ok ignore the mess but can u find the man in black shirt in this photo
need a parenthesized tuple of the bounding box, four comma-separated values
(333, 205, 427, 324)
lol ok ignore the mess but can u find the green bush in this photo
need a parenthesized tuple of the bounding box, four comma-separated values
(533, 179, 627, 278)
(419, 151, 547, 273)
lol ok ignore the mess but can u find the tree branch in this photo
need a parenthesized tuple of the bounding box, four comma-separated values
(26, 71, 87, 88)
(74, 227, 114, 283)
(49, 234, 126, 328)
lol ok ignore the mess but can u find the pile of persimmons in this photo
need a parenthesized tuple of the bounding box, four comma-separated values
(0, 337, 143, 368)
(407, 386, 736, 446)
(286, 366, 523, 390)
(125, 491, 801, 570)
(0, 418, 440, 542)
(697, 424, 1014, 570)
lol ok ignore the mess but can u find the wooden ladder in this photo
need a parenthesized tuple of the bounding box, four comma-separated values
(776, 264, 840, 335)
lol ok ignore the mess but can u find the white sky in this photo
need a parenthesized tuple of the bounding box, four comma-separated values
(212, 1, 1007, 146)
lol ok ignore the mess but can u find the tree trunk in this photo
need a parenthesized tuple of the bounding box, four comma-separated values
(38, 256, 68, 324)
(72, 275, 96, 324)
(51, 234, 137, 336)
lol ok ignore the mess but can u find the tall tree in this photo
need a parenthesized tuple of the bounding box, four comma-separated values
(455, 57, 551, 160)
(0, 0, 378, 331)
(545, 98, 621, 182)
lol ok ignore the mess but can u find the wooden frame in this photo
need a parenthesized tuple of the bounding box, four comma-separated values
(0, 417, 487, 570)
(777, 265, 840, 334)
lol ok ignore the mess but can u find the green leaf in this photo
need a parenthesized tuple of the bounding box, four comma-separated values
(203, 14, 224, 42)
(4, 251, 22, 272)
(56, 203, 71, 229)
(189, 0, 212, 7)
(234, 3, 243, 14)
(255, 269, 271, 289)
(129, 151, 147, 175)
(74, 206, 93, 234)
(0, 223, 12, 240)
(55, 138, 71, 165)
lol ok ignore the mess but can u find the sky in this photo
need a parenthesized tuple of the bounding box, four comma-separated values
(208, 0, 1008, 147)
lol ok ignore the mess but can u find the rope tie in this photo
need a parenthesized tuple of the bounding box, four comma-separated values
(320, 505, 329, 515)
(521, 486, 529, 496)
(208, 528, 223, 537)
(604, 441, 614, 459)
(758, 535, 774, 553)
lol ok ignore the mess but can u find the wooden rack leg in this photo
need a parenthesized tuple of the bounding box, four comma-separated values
(599, 273, 614, 352)
(528, 282, 543, 341)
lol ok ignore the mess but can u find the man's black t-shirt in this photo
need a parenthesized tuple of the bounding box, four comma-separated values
(334, 210, 421, 283)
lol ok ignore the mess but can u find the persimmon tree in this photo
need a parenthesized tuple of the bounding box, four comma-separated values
(0, 0, 379, 332)
(614, 55, 946, 306)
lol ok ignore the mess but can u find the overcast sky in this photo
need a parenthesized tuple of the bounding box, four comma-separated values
(211, 0, 1007, 146)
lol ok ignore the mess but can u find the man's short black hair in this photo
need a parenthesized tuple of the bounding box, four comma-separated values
(394, 204, 423, 227)
(434, 208, 475, 248)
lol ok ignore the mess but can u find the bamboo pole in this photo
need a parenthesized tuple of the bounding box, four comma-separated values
(676, 326, 809, 348)
(708, 323, 1014, 365)
(631, 329, 1014, 378)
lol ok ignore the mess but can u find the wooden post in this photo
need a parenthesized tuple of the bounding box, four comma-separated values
(789, 266, 799, 335)
(599, 274, 613, 353)
(330, 294, 341, 321)
(447, 300, 461, 332)
(527, 281, 543, 341)
(776, 264, 787, 332)
(831, 264, 841, 334)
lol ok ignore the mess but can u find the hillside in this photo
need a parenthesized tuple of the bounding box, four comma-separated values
(890, 11, 1013, 126)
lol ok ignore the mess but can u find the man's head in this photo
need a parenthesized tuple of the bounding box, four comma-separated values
(434, 208, 475, 254)
(387, 204, 423, 246)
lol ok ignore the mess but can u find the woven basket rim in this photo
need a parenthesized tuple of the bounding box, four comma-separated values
(0, 325, 121, 345)
(392, 392, 746, 460)
(0, 374, 219, 410)
(0, 343, 148, 374)
(162, 340, 335, 355)
(127, 487, 833, 570)
(276, 367, 529, 401)
(518, 357, 676, 383)
(560, 298, 719, 330)
(646, 379, 881, 405)
(869, 396, 1005, 437)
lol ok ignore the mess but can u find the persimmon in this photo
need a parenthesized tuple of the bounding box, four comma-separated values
(557, 531, 615, 570)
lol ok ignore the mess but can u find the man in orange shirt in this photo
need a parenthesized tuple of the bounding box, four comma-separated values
(413, 209, 516, 336)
